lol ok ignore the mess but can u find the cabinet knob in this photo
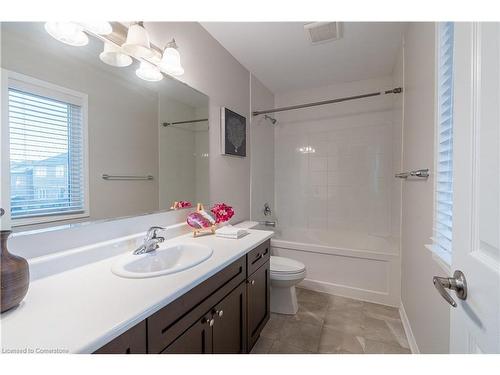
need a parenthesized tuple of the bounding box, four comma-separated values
(202, 317, 215, 327)
(212, 309, 224, 318)
(249, 280, 255, 285)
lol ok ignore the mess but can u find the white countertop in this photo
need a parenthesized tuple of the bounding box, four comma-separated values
(0, 229, 273, 354)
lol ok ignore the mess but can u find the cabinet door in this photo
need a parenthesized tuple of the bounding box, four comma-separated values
(247, 260, 270, 351)
(94, 321, 146, 354)
(212, 282, 247, 354)
(161, 314, 214, 354)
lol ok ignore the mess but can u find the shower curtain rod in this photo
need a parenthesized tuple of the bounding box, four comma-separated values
(162, 118, 208, 127)
(252, 87, 403, 116)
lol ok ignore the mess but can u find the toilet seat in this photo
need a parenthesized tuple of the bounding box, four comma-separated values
(270, 256, 306, 280)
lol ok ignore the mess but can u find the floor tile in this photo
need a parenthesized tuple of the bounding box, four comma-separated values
(385, 319, 410, 349)
(250, 336, 275, 354)
(318, 326, 364, 354)
(296, 288, 333, 306)
(253, 290, 411, 355)
(269, 340, 313, 354)
(285, 299, 328, 326)
(328, 295, 364, 310)
(362, 339, 411, 354)
(260, 313, 286, 340)
(279, 319, 322, 352)
(362, 316, 402, 346)
(323, 310, 364, 336)
(363, 302, 400, 320)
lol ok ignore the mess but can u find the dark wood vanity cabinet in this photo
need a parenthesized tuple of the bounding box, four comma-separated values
(94, 320, 147, 354)
(164, 282, 247, 354)
(247, 260, 270, 350)
(94, 239, 271, 354)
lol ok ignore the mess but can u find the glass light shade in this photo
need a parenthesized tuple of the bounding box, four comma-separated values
(44, 22, 88, 46)
(122, 23, 155, 59)
(136, 62, 163, 82)
(99, 42, 133, 67)
(159, 46, 184, 76)
(77, 22, 112, 35)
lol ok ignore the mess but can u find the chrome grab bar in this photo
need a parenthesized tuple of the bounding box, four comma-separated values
(395, 169, 429, 179)
(102, 174, 154, 181)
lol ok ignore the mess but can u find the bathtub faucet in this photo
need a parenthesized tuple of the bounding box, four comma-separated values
(263, 202, 272, 216)
(258, 220, 276, 227)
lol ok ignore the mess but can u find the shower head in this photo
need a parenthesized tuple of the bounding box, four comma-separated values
(264, 115, 277, 125)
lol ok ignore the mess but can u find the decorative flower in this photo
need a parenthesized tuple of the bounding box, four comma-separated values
(210, 203, 234, 224)
(178, 201, 192, 208)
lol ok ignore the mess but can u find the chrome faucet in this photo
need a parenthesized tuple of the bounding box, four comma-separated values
(133, 226, 166, 255)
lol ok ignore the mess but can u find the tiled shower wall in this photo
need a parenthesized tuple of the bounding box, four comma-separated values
(275, 76, 402, 241)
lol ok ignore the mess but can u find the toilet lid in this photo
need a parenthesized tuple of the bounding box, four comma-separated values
(270, 256, 305, 274)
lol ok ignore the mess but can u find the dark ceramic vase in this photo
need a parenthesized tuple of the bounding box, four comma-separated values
(1, 230, 29, 313)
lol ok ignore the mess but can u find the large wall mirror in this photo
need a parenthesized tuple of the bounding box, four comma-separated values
(1, 22, 209, 231)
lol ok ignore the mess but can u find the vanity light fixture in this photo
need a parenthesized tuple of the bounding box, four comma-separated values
(159, 39, 185, 76)
(77, 22, 113, 35)
(136, 61, 163, 82)
(99, 41, 133, 67)
(44, 21, 186, 81)
(44, 22, 89, 46)
(122, 21, 155, 59)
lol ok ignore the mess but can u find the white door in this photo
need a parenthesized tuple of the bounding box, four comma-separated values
(448, 22, 500, 353)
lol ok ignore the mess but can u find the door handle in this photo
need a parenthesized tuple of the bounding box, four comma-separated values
(433, 270, 468, 307)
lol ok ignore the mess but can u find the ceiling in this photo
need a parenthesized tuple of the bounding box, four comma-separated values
(201, 22, 407, 94)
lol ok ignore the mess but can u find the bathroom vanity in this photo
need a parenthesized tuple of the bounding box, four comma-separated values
(95, 239, 270, 354)
(0, 228, 272, 354)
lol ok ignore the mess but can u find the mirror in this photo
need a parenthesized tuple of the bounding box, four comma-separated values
(1, 22, 209, 230)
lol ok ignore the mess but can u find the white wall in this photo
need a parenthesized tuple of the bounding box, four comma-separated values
(146, 22, 252, 223)
(250, 75, 275, 221)
(400, 22, 450, 353)
(273, 77, 402, 306)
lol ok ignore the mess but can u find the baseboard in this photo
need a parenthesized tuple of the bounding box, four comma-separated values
(299, 278, 399, 308)
(399, 302, 420, 354)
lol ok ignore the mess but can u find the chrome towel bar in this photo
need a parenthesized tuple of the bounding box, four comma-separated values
(395, 169, 429, 179)
(102, 174, 154, 181)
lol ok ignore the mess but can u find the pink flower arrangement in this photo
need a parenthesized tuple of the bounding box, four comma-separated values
(210, 203, 234, 224)
(178, 201, 192, 208)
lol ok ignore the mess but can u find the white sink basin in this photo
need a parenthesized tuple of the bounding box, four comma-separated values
(112, 243, 213, 278)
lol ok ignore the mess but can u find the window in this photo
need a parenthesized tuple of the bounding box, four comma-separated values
(7, 73, 88, 224)
(429, 22, 455, 265)
(55, 165, 65, 177)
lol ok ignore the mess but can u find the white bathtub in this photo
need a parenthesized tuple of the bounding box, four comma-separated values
(252, 224, 401, 306)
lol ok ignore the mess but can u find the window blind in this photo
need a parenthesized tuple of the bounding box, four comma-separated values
(9, 87, 85, 219)
(432, 22, 455, 263)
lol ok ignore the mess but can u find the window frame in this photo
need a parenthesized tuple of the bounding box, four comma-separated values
(1, 69, 90, 227)
(426, 23, 455, 271)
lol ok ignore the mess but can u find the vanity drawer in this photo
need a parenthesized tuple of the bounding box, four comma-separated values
(147, 255, 246, 353)
(246, 239, 270, 276)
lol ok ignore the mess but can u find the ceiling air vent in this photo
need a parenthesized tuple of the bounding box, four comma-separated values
(304, 22, 342, 45)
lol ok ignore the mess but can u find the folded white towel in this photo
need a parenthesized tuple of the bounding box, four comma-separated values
(215, 225, 248, 239)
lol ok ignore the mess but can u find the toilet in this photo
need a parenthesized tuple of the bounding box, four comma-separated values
(270, 256, 306, 315)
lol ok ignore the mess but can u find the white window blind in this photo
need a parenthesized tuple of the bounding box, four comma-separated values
(432, 22, 455, 263)
(9, 85, 85, 220)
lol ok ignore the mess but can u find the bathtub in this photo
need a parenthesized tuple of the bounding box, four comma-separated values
(250, 224, 401, 306)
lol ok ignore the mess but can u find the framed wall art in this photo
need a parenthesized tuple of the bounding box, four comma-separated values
(220, 107, 246, 157)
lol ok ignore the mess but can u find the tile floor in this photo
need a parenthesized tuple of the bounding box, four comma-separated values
(251, 288, 411, 354)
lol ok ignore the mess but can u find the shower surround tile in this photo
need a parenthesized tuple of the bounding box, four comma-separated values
(274, 80, 401, 243)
